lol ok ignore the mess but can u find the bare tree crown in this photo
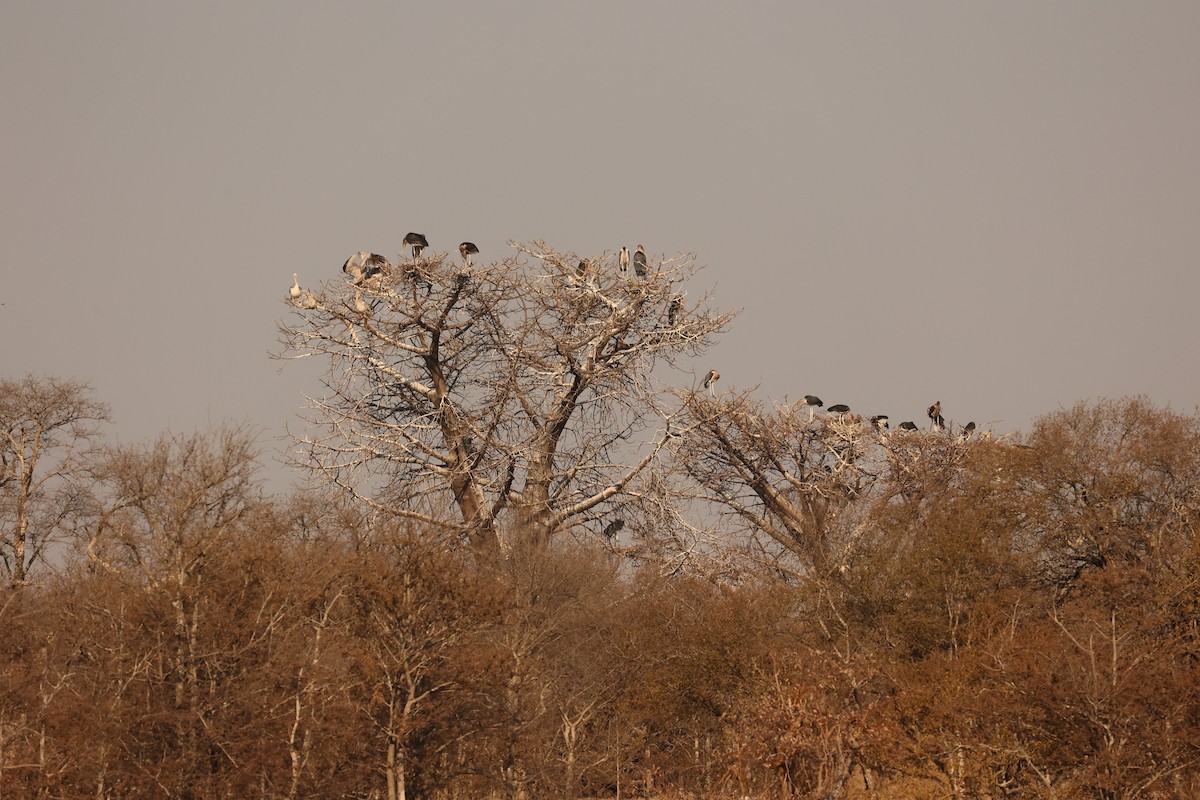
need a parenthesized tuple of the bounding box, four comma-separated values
(277, 241, 735, 555)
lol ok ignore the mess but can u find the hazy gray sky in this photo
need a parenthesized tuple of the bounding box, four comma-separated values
(4, 1, 1199, 488)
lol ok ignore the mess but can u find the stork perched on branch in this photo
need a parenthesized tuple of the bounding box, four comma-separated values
(802, 395, 823, 422)
(702, 369, 720, 396)
(633, 244, 648, 278)
(928, 401, 944, 430)
(404, 232, 429, 259)
(343, 251, 388, 283)
(459, 241, 479, 266)
(619, 246, 630, 273)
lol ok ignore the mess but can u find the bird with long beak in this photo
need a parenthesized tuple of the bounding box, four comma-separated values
(404, 232, 429, 259)
(802, 395, 823, 422)
(459, 241, 479, 266)
(633, 244, 648, 277)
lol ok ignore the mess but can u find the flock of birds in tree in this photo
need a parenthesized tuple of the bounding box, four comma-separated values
(288, 236, 662, 309)
(695, 369, 977, 439)
(288, 232, 475, 310)
(287, 239, 976, 441)
(766, 394, 980, 441)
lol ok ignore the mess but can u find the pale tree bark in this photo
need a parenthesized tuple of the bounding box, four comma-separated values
(0, 375, 110, 587)
(674, 393, 977, 581)
(276, 241, 734, 557)
(673, 393, 885, 582)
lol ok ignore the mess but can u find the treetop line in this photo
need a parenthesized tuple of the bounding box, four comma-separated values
(277, 238, 987, 573)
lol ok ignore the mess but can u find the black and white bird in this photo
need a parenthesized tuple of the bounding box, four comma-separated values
(342, 252, 366, 282)
(343, 251, 388, 283)
(827, 403, 850, 415)
(898, 421, 918, 431)
(928, 401, 944, 430)
(602, 519, 625, 539)
(871, 415, 890, 432)
(289, 273, 302, 300)
(959, 421, 976, 442)
(459, 241, 479, 266)
(619, 246, 630, 273)
(703, 369, 720, 395)
(404, 232, 430, 259)
(633, 244, 648, 278)
(802, 395, 824, 421)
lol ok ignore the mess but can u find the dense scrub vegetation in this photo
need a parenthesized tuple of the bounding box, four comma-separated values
(4, 384, 1197, 799)
(4, 248, 1199, 798)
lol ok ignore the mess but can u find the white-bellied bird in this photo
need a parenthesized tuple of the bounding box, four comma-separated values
(802, 395, 824, 421)
(703, 369, 720, 395)
(928, 401, 944, 430)
(619, 246, 630, 273)
(289, 273, 302, 300)
(343, 251, 388, 283)
(459, 241, 479, 266)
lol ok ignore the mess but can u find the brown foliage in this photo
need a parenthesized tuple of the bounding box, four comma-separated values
(5, 371, 1200, 800)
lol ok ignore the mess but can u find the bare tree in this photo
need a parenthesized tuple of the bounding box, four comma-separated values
(672, 394, 886, 581)
(277, 242, 734, 557)
(85, 425, 261, 797)
(674, 392, 985, 582)
(0, 375, 110, 587)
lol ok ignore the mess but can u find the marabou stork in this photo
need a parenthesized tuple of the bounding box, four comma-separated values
(802, 395, 824, 421)
(459, 241, 479, 266)
(404, 232, 430, 259)
(633, 244, 648, 278)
